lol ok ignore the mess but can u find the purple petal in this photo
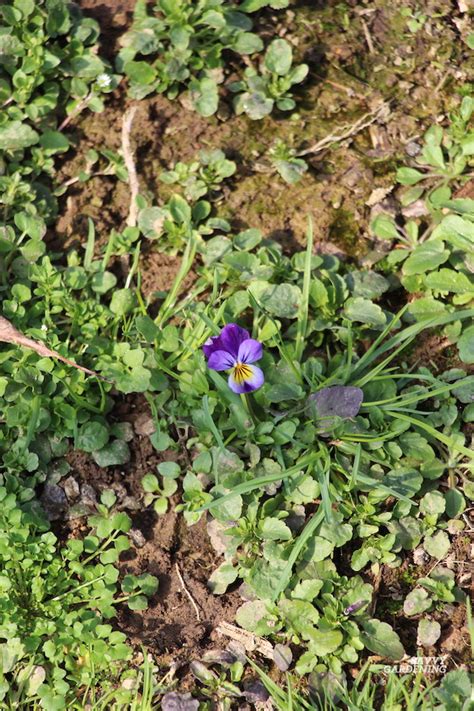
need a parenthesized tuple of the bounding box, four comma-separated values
(208, 350, 235, 371)
(203, 334, 224, 359)
(228, 364, 264, 394)
(237, 338, 262, 364)
(220, 323, 250, 359)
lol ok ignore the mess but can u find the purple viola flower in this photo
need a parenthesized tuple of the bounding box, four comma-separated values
(203, 323, 264, 394)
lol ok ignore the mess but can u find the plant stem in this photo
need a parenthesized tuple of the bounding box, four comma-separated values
(241, 392, 258, 425)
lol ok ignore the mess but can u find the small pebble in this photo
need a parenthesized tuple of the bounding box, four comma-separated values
(62, 476, 80, 501)
(129, 528, 146, 548)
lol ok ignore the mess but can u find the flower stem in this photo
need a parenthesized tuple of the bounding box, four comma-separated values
(241, 393, 258, 425)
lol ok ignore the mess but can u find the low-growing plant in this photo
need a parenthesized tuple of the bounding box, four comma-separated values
(117, 0, 266, 115)
(0, 0, 117, 241)
(268, 139, 309, 184)
(230, 38, 308, 119)
(160, 149, 236, 201)
(0, 487, 157, 708)
(371, 97, 474, 364)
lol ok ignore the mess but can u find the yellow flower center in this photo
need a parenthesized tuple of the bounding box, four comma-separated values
(233, 362, 252, 384)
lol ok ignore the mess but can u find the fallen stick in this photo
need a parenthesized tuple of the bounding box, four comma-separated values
(121, 105, 140, 228)
(297, 101, 391, 157)
(175, 563, 201, 622)
(0, 315, 102, 379)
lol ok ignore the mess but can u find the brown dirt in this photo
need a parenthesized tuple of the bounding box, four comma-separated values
(118, 513, 241, 664)
(63, 398, 240, 669)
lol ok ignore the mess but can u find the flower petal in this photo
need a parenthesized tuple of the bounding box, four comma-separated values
(208, 350, 235, 371)
(220, 323, 250, 359)
(237, 338, 262, 364)
(202, 334, 224, 359)
(228, 364, 264, 394)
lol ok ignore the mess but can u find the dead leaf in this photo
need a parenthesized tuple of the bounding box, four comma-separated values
(0, 315, 102, 379)
(365, 186, 393, 207)
(216, 622, 273, 659)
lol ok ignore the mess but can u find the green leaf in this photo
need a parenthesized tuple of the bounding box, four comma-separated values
(110, 288, 136, 315)
(344, 297, 386, 328)
(404, 588, 431, 616)
(458, 325, 474, 364)
(421, 144, 445, 169)
(273, 158, 308, 185)
(396, 167, 425, 185)
(0, 121, 39, 150)
(371, 213, 398, 239)
(158, 461, 181, 478)
(138, 207, 165, 239)
(417, 618, 441, 647)
(249, 282, 301, 318)
(124, 60, 156, 85)
(239, 91, 273, 120)
(265, 39, 293, 75)
(423, 530, 450, 559)
(260, 517, 292, 541)
(233, 32, 263, 54)
(346, 270, 390, 299)
(39, 130, 70, 154)
(91, 271, 117, 294)
(190, 77, 219, 117)
(424, 269, 473, 293)
(77, 421, 109, 453)
(266, 382, 304, 403)
(379, 468, 423, 499)
(361, 619, 405, 660)
(236, 600, 275, 635)
(240, 0, 289, 9)
(93, 440, 130, 467)
(402, 241, 449, 276)
(307, 628, 343, 655)
(169, 194, 192, 223)
(420, 491, 445, 516)
(208, 561, 238, 594)
(444, 489, 465, 518)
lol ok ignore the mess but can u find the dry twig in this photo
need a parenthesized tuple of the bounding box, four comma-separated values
(0, 315, 101, 378)
(58, 91, 93, 132)
(361, 19, 375, 54)
(297, 101, 391, 157)
(175, 563, 201, 622)
(121, 105, 140, 228)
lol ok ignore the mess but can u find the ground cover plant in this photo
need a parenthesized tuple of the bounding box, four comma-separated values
(0, 0, 473, 709)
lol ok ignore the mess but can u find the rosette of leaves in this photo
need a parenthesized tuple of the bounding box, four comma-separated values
(268, 139, 308, 184)
(138, 193, 230, 252)
(0, 0, 117, 242)
(160, 149, 236, 201)
(230, 38, 308, 119)
(117, 0, 264, 115)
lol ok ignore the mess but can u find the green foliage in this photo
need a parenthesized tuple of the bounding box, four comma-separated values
(0, 487, 157, 707)
(0, 0, 116, 242)
(230, 38, 308, 119)
(160, 149, 236, 201)
(268, 140, 308, 184)
(117, 0, 266, 114)
(372, 98, 474, 363)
